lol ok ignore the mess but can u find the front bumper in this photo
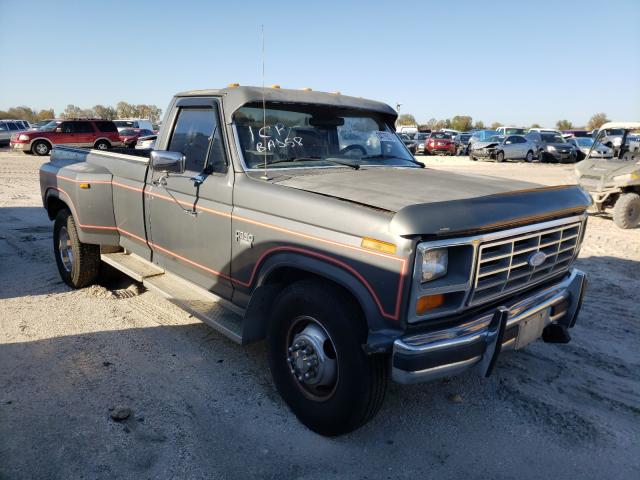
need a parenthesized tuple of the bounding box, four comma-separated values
(392, 268, 587, 384)
(10, 141, 29, 151)
(547, 151, 577, 162)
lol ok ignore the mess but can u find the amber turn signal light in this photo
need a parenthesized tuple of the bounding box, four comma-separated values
(416, 294, 445, 315)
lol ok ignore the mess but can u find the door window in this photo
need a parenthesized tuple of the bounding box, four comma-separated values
(169, 106, 226, 173)
(72, 121, 95, 133)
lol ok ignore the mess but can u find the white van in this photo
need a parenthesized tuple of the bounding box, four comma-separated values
(396, 125, 418, 136)
(496, 126, 526, 135)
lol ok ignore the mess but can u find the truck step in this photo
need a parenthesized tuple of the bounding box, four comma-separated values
(143, 272, 244, 344)
(101, 252, 164, 282)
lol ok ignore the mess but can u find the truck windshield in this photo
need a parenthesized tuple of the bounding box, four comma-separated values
(233, 104, 418, 169)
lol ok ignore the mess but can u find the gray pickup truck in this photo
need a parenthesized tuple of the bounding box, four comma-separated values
(40, 86, 590, 435)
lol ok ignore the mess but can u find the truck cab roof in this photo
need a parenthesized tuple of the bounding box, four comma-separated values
(175, 86, 398, 122)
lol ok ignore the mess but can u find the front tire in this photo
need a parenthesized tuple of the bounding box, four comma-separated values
(267, 280, 387, 436)
(496, 151, 505, 162)
(53, 209, 101, 288)
(32, 140, 51, 156)
(613, 193, 640, 229)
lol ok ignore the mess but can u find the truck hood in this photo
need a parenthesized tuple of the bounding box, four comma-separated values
(273, 167, 591, 235)
(576, 158, 639, 177)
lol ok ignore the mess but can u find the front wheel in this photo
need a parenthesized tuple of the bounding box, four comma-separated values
(495, 151, 505, 162)
(525, 150, 534, 162)
(53, 209, 101, 288)
(267, 280, 387, 436)
(613, 193, 640, 229)
(32, 140, 51, 156)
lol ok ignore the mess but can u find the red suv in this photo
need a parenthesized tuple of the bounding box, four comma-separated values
(10, 119, 122, 156)
(425, 132, 456, 155)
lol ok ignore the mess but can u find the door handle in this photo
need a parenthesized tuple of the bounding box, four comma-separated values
(190, 174, 205, 187)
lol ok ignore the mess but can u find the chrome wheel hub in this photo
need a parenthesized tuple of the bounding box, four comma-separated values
(58, 226, 73, 272)
(36, 144, 47, 154)
(287, 320, 337, 399)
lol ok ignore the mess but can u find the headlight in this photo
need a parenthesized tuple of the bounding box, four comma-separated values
(613, 172, 639, 183)
(547, 145, 556, 152)
(18, 134, 30, 141)
(420, 247, 448, 283)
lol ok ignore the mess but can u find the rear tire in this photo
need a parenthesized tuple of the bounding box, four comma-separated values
(525, 150, 534, 162)
(613, 193, 640, 229)
(53, 209, 101, 288)
(32, 140, 51, 156)
(267, 279, 387, 436)
(94, 140, 110, 150)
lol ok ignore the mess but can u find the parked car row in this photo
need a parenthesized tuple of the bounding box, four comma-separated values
(397, 124, 624, 164)
(4, 117, 158, 155)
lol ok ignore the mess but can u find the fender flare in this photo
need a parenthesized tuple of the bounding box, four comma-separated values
(241, 250, 393, 344)
(44, 188, 72, 220)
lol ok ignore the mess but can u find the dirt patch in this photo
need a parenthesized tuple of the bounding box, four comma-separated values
(1, 149, 639, 479)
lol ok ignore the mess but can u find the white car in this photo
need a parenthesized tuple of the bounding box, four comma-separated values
(567, 137, 613, 159)
(113, 119, 154, 133)
(0, 120, 26, 145)
(438, 128, 460, 137)
(134, 134, 156, 149)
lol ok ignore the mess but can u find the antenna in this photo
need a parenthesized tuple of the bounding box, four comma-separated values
(260, 24, 270, 181)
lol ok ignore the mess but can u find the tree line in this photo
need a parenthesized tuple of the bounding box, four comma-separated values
(397, 113, 611, 132)
(0, 101, 163, 124)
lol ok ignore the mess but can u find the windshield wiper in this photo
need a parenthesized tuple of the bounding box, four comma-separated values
(265, 156, 360, 170)
(360, 154, 424, 168)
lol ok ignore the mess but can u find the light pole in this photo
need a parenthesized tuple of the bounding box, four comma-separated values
(395, 102, 402, 130)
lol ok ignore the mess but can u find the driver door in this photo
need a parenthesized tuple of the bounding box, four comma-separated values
(502, 136, 518, 159)
(145, 98, 233, 300)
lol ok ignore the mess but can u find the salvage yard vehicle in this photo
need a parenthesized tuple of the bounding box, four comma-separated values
(0, 120, 26, 145)
(575, 122, 640, 229)
(11, 119, 122, 156)
(40, 86, 590, 436)
(567, 136, 612, 160)
(453, 133, 471, 156)
(525, 131, 578, 163)
(469, 134, 536, 162)
(425, 131, 456, 155)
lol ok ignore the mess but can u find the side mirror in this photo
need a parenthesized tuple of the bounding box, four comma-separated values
(150, 150, 185, 174)
(55, 127, 62, 133)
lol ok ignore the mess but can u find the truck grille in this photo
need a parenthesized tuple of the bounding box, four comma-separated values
(469, 222, 582, 306)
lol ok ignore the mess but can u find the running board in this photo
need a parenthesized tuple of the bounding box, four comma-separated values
(100, 252, 244, 344)
(101, 252, 164, 282)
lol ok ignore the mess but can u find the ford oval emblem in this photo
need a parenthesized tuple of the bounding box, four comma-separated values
(528, 251, 547, 267)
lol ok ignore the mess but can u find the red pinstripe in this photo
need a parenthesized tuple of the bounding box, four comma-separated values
(44, 173, 408, 320)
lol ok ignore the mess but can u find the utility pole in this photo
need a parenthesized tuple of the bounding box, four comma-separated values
(395, 102, 402, 130)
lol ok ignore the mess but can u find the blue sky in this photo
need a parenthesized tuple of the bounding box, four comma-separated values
(1, 0, 638, 126)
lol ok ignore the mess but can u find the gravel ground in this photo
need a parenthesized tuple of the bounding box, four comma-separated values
(1, 149, 638, 479)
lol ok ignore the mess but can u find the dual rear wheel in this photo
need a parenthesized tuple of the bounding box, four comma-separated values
(52, 210, 389, 436)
